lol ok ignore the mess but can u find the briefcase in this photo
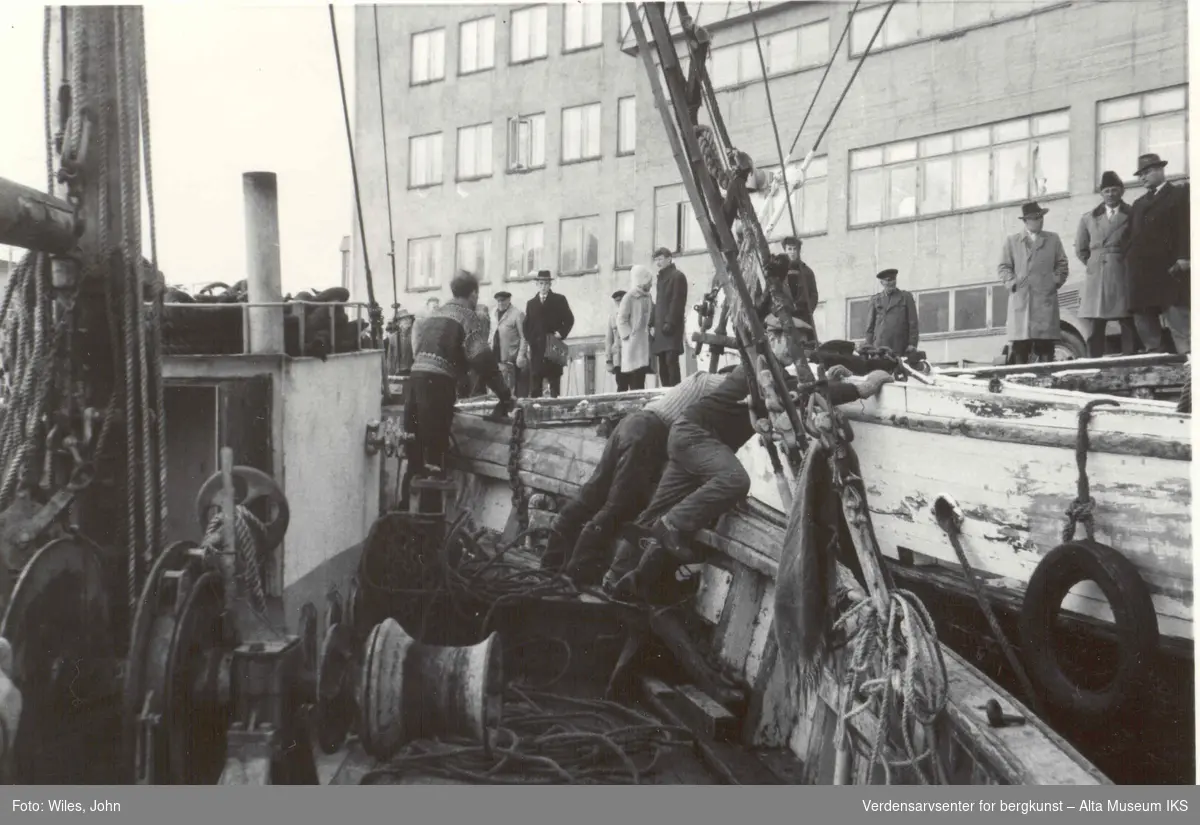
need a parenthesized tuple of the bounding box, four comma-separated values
(544, 334, 569, 367)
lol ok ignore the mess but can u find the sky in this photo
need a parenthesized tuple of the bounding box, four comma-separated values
(1, 1, 359, 295)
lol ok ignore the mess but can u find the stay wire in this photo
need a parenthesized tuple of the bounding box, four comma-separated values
(746, 2, 798, 241)
(787, 0, 861, 159)
(372, 6, 400, 320)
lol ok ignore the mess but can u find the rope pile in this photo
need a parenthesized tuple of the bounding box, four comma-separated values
(832, 589, 949, 785)
(360, 684, 692, 785)
(199, 506, 271, 617)
(360, 511, 582, 642)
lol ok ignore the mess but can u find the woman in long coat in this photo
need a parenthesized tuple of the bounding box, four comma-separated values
(1074, 171, 1136, 358)
(616, 265, 655, 390)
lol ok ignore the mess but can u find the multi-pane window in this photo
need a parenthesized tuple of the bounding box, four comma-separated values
(457, 123, 493, 180)
(459, 17, 495, 74)
(849, 0, 1041, 57)
(407, 236, 441, 290)
(510, 5, 548, 63)
(507, 113, 546, 171)
(653, 184, 705, 254)
(846, 284, 1009, 339)
(1098, 86, 1189, 185)
(708, 21, 828, 88)
(562, 103, 601, 162)
(408, 133, 443, 188)
(411, 29, 445, 84)
(750, 156, 829, 237)
(506, 223, 544, 279)
(564, 2, 603, 51)
(456, 230, 491, 283)
(617, 96, 636, 155)
(615, 211, 635, 268)
(709, 41, 762, 90)
(848, 111, 1069, 226)
(559, 216, 600, 274)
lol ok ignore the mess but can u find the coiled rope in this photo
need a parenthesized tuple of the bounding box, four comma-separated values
(1062, 399, 1119, 543)
(199, 506, 271, 618)
(360, 684, 692, 785)
(832, 589, 949, 785)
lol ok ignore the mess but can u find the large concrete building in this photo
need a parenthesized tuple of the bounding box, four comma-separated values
(350, 1, 1189, 384)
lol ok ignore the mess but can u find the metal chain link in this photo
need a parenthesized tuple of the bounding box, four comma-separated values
(507, 405, 528, 531)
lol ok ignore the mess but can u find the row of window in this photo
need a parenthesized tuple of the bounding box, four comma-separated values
(408, 98, 635, 187)
(411, 4, 613, 85)
(406, 211, 638, 291)
(847, 283, 1012, 340)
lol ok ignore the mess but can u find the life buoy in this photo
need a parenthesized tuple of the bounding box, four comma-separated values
(1019, 539, 1158, 723)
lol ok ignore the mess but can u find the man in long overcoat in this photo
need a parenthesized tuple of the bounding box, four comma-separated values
(1124, 153, 1191, 355)
(782, 236, 819, 328)
(491, 290, 525, 395)
(998, 201, 1070, 364)
(863, 269, 919, 355)
(650, 247, 688, 387)
(522, 270, 575, 398)
(1074, 170, 1136, 357)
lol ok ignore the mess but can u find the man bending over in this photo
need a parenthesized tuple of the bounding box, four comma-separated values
(542, 368, 732, 586)
(604, 312, 893, 602)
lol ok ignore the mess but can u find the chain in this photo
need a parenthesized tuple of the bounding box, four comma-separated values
(507, 405, 528, 531)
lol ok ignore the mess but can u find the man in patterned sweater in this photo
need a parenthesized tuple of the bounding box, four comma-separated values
(542, 367, 733, 586)
(404, 271, 513, 482)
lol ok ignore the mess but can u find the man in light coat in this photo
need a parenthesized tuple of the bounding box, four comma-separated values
(998, 201, 1070, 364)
(1124, 153, 1191, 354)
(1074, 171, 1136, 357)
(605, 290, 628, 391)
(650, 247, 689, 387)
(491, 290, 525, 395)
(863, 269, 919, 355)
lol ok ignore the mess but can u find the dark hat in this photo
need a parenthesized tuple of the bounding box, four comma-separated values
(494, 290, 512, 300)
(652, 246, 673, 259)
(1019, 201, 1049, 220)
(534, 269, 553, 281)
(1134, 153, 1168, 177)
(781, 235, 801, 248)
(1099, 170, 1124, 190)
(611, 290, 627, 301)
(876, 268, 898, 281)
(394, 307, 414, 321)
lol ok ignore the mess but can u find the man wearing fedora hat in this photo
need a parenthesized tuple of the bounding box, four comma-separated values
(1074, 171, 1136, 357)
(998, 201, 1070, 364)
(1125, 153, 1191, 355)
(385, 307, 416, 376)
(522, 270, 575, 398)
(863, 269, 919, 356)
(491, 290, 525, 395)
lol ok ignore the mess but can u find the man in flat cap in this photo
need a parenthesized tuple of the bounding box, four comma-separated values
(650, 247, 689, 387)
(385, 307, 415, 376)
(1124, 153, 1191, 354)
(1074, 171, 1136, 357)
(491, 290, 525, 396)
(998, 201, 1070, 364)
(522, 270, 575, 398)
(863, 268, 919, 356)
(605, 289, 628, 391)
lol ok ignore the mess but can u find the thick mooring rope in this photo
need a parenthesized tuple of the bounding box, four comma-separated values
(832, 589, 949, 785)
(359, 685, 692, 785)
(200, 505, 271, 618)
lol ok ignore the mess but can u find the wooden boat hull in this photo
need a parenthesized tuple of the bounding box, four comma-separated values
(398, 408, 1109, 785)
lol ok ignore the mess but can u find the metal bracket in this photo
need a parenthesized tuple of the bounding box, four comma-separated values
(364, 420, 384, 456)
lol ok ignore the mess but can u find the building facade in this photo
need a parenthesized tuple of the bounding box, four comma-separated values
(351, 1, 1189, 378)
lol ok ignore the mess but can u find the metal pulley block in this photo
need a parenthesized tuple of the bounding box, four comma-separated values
(194, 465, 290, 553)
(0, 535, 117, 783)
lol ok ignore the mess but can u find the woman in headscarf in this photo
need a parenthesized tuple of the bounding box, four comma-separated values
(617, 265, 655, 390)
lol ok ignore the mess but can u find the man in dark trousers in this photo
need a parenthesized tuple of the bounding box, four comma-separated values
(522, 270, 575, 398)
(541, 368, 730, 586)
(405, 270, 513, 485)
(781, 236, 819, 329)
(863, 269, 919, 356)
(1124, 153, 1191, 355)
(603, 312, 894, 602)
(650, 247, 688, 387)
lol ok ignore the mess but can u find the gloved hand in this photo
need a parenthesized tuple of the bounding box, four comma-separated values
(826, 364, 853, 382)
(0, 636, 21, 758)
(857, 369, 895, 399)
(662, 322, 673, 336)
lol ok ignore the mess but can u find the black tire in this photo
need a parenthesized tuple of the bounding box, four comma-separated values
(1019, 539, 1159, 723)
(1056, 325, 1087, 361)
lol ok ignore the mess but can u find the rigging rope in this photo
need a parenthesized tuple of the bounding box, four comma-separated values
(328, 4, 383, 346)
(200, 505, 271, 618)
(787, 0, 861, 159)
(372, 5, 400, 320)
(745, 3, 798, 241)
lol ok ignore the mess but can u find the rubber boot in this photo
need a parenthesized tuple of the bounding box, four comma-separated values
(610, 540, 675, 604)
(563, 522, 611, 588)
(601, 537, 640, 594)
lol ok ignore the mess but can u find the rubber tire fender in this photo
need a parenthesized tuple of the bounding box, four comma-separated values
(1018, 539, 1158, 724)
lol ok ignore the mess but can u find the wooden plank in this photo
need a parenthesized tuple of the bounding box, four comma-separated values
(938, 352, 1187, 378)
(1002, 364, 1189, 395)
(674, 684, 740, 742)
(713, 566, 767, 676)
